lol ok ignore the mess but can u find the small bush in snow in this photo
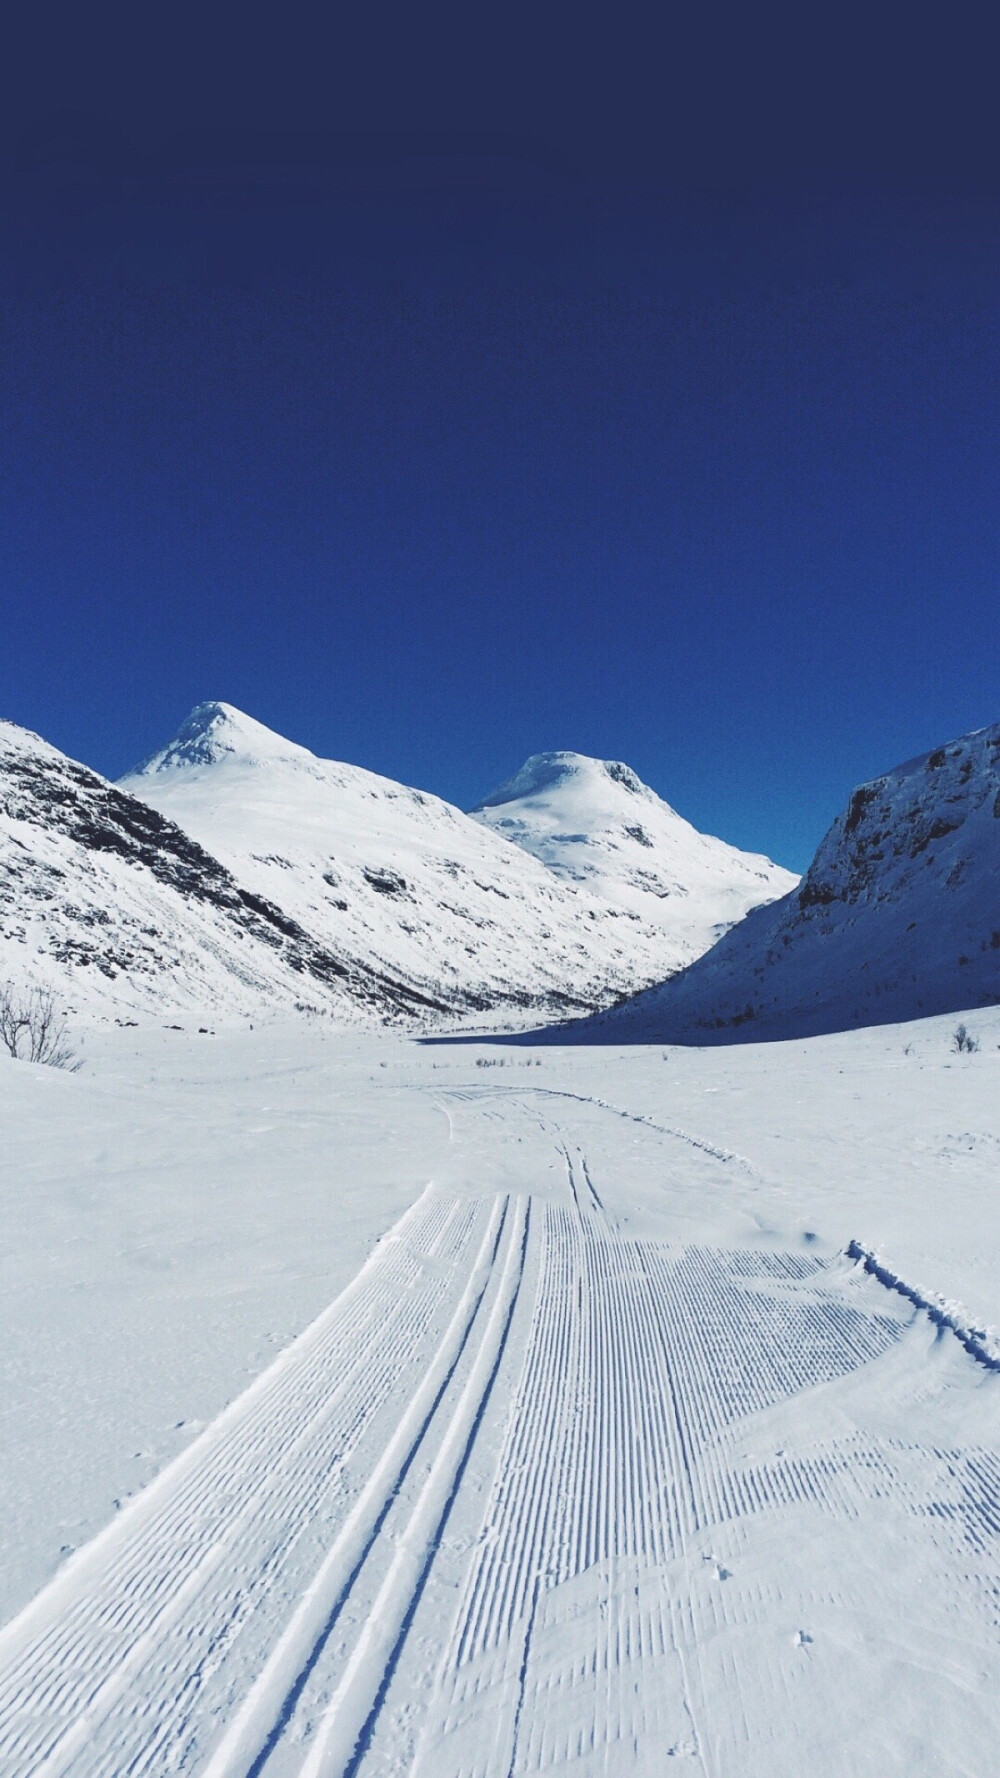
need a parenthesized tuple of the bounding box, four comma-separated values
(953, 1023, 979, 1054)
(473, 1056, 541, 1068)
(0, 986, 80, 1069)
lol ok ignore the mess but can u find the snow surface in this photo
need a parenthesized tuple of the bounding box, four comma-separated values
(3, 1009, 1000, 1774)
(471, 749, 796, 966)
(1, 708, 688, 1029)
(133, 701, 318, 775)
(2, 705, 794, 1033)
(120, 705, 691, 1023)
(0, 718, 419, 1025)
(577, 717, 1000, 1044)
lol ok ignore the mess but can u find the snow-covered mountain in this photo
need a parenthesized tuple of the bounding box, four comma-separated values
(118, 704, 681, 1022)
(0, 719, 437, 1023)
(1, 704, 801, 1030)
(470, 751, 797, 967)
(585, 719, 1000, 1043)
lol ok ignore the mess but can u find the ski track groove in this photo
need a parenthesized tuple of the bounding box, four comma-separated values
(0, 1188, 494, 1776)
(5, 1087, 1000, 1777)
(298, 1193, 530, 1778)
(198, 1195, 512, 1778)
(415, 1193, 1000, 1778)
(443, 1083, 765, 1180)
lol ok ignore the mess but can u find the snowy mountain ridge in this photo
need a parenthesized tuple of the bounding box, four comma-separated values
(471, 748, 797, 966)
(1, 714, 646, 1026)
(2, 702, 797, 1029)
(0, 718, 436, 1024)
(583, 717, 1000, 1043)
(119, 707, 697, 1025)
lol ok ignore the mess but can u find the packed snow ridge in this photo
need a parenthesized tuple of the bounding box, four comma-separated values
(579, 718, 1000, 1044)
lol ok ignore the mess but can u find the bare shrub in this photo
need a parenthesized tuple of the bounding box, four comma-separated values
(953, 1023, 979, 1054)
(0, 986, 80, 1069)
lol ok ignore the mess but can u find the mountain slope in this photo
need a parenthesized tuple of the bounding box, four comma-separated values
(0, 720, 445, 1023)
(582, 720, 1000, 1043)
(120, 705, 679, 1021)
(470, 750, 796, 967)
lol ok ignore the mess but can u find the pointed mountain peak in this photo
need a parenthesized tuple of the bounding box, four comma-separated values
(127, 702, 316, 776)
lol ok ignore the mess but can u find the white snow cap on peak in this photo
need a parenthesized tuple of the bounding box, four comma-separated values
(470, 748, 796, 956)
(129, 702, 317, 775)
(473, 751, 657, 810)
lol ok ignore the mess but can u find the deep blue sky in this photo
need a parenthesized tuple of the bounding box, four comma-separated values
(3, 6, 1000, 870)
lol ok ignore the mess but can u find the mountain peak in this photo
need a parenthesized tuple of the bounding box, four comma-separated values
(473, 751, 655, 811)
(128, 703, 316, 775)
(471, 748, 796, 957)
(593, 714, 1000, 1044)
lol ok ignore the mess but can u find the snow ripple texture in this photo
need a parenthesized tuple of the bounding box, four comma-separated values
(2, 1186, 1000, 1776)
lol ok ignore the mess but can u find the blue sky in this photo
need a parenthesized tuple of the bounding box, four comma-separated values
(3, 10, 999, 872)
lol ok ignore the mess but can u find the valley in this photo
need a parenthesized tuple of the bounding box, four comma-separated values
(2, 1015, 1000, 1775)
(4, 705, 1000, 1774)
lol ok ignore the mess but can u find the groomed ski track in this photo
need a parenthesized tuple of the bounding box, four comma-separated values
(2, 1087, 1000, 1776)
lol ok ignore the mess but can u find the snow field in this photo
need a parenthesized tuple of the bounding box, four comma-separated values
(3, 1014, 1000, 1774)
(396, 1117, 1000, 1777)
(0, 1188, 513, 1774)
